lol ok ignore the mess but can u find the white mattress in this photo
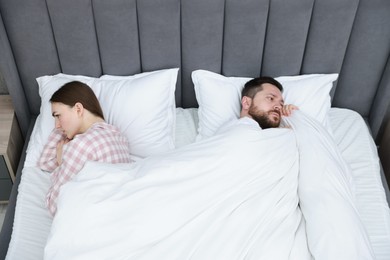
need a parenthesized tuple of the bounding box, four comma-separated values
(6, 108, 390, 259)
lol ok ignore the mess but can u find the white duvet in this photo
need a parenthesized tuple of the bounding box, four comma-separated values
(44, 112, 375, 260)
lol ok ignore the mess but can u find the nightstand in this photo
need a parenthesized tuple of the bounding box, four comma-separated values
(0, 95, 23, 203)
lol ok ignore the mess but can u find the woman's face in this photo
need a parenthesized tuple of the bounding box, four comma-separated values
(51, 102, 82, 139)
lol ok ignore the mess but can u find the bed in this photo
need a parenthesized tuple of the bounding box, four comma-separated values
(1, 0, 390, 259)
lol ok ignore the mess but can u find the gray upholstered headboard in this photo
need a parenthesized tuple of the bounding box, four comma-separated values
(0, 0, 390, 142)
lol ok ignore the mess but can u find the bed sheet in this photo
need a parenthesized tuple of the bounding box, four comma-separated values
(328, 108, 390, 259)
(5, 108, 390, 260)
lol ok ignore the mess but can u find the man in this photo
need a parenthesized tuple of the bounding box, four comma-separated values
(240, 76, 298, 129)
(218, 76, 298, 134)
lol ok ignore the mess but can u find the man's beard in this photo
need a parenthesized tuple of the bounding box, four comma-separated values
(248, 105, 281, 129)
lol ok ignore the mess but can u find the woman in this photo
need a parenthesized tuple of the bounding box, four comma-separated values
(38, 81, 132, 216)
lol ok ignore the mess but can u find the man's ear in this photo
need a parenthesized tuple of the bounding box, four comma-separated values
(241, 96, 252, 110)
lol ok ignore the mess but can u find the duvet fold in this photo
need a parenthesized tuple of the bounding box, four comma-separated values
(285, 111, 375, 260)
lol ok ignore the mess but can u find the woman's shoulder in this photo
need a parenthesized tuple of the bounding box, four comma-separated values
(91, 121, 118, 131)
(73, 122, 121, 144)
(88, 122, 125, 138)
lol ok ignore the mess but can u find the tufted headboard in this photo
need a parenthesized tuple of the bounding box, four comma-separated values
(0, 0, 389, 142)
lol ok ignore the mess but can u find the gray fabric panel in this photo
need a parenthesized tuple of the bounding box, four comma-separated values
(370, 56, 390, 142)
(301, 0, 358, 99)
(302, 0, 358, 75)
(333, 0, 390, 117)
(137, 0, 181, 71)
(46, 0, 102, 76)
(0, 11, 30, 136)
(137, 0, 181, 105)
(261, 0, 314, 77)
(93, 0, 141, 76)
(0, 0, 61, 117)
(222, 0, 269, 77)
(181, 0, 225, 107)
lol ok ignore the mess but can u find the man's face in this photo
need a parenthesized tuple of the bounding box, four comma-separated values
(248, 84, 284, 129)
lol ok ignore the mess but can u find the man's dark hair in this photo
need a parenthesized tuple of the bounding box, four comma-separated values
(241, 76, 283, 98)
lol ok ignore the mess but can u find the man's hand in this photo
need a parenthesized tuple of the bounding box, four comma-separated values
(281, 104, 299, 117)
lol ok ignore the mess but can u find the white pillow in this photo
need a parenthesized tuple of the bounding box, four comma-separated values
(25, 68, 178, 166)
(192, 69, 338, 141)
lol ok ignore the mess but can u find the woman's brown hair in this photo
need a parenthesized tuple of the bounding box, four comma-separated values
(50, 81, 105, 120)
